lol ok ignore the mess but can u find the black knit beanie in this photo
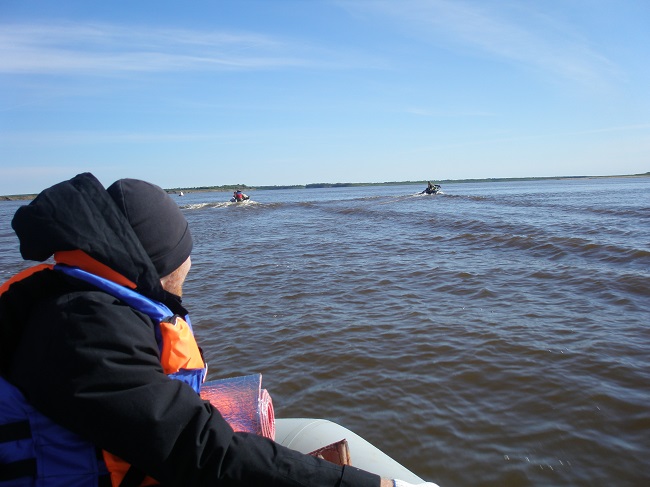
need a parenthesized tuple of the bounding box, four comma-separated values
(107, 179, 193, 278)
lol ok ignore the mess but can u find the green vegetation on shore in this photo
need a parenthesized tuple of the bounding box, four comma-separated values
(2, 172, 648, 201)
(166, 172, 650, 194)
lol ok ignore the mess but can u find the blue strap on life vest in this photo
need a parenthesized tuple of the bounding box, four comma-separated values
(55, 264, 171, 341)
(54, 264, 206, 392)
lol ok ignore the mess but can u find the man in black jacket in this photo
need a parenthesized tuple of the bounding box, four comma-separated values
(0, 173, 436, 487)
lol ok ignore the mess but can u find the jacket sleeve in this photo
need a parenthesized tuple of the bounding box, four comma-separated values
(9, 289, 380, 487)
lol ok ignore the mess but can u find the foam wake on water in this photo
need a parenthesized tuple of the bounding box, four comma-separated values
(182, 200, 267, 210)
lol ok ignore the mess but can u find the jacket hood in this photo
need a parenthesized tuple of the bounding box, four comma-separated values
(11, 173, 163, 299)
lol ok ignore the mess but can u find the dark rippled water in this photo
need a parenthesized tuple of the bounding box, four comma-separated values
(1, 177, 649, 486)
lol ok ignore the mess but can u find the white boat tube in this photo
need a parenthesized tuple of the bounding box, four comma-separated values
(275, 418, 424, 483)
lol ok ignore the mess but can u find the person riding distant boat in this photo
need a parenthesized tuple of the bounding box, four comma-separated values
(231, 190, 249, 202)
(422, 181, 441, 195)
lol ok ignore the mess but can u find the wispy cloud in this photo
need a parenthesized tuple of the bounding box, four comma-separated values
(404, 107, 497, 117)
(0, 22, 340, 75)
(573, 123, 650, 135)
(342, 0, 620, 89)
(0, 130, 257, 145)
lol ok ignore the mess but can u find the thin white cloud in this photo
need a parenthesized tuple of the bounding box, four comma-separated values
(416, 123, 650, 154)
(341, 0, 620, 89)
(3, 122, 645, 151)
(404, 107, 497, 117)
(0, 21, 345, 75)
(573, 123, 650, 135)
(0, 130, 256, 145)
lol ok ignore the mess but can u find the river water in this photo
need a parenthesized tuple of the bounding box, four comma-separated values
(1, 177, 649, 486)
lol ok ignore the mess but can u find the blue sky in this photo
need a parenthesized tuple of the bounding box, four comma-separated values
(1, 0, 649, 195)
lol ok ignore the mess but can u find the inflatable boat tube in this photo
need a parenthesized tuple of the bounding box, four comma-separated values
(275, 418, 424, 483)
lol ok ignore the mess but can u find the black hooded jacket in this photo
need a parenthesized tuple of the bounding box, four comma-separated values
(0, 173, 379, 487)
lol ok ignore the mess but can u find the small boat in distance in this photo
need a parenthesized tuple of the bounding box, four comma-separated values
(421, 181, 441, 195)
(230, 190, 250, 202)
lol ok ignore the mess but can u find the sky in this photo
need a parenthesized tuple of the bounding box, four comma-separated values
(1, 0, 649, 195)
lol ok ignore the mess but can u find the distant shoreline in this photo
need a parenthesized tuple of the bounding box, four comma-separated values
(1, 172, 648, 201)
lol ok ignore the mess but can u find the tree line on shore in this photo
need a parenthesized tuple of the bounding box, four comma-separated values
(2, 172, 648, 200)
(165, 172, 650, 194)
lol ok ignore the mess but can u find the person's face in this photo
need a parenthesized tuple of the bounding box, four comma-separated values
(160, 256, 191, 297)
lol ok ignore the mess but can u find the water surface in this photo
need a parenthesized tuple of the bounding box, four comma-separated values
(1, 177, 648, 486)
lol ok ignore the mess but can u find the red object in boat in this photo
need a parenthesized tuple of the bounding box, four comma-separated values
(200, 373, 275, 440)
